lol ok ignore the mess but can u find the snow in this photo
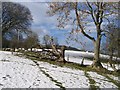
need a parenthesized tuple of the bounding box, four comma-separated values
(37, 62, 90, 88)
(102, 63, 119, 71)
(65, 50, 120, 61)
(65, 50, 94, 59)
(88, 72, 118, 88)
(108, 74, 120, 83)
(0, 51, 119, 89)
(65, 57, 93, 65)
(65, 50, 120, 71)
(0, 51, 58, 89)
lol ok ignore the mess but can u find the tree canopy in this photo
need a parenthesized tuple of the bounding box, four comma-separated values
(2, 2, 33, 35)
(2, 2, 34, 48)
(47, 2, 119, 68)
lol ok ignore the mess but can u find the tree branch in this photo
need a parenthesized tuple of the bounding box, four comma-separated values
(86, 0, 97, 26)
(99, 2, 104, 25)
(75, 2, 95, 42)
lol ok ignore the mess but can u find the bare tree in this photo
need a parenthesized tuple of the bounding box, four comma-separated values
(50, 37, 65, 62)
(104, 23, 120, 71)
(47, 2, 118, 69)
(24, 31, 39, 51)
(43, 34, 51, 48)
(43, 34, 65, 62)
(43, 35, 59, 48)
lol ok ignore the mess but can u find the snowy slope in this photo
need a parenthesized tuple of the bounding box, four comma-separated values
(65, 50, 120, 71)
(0, 51, 119, 89)
(0, 51, 58, 89)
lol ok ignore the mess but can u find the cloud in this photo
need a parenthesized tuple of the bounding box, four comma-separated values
(7, 2, 98, 50)
(18, 2, 59, 36)
(20, 3, 59, 28)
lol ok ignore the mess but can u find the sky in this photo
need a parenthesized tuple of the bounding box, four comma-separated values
(4, 0, 115, 51)
(18, 2, 97, 50)
(18, 2, 76, 46)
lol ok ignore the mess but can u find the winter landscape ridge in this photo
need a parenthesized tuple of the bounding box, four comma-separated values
(1, 1, 120, 90)
(0, 50, 120, 89)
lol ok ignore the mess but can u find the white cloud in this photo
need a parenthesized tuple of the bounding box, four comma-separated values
(31, 25, 50, 36)
(19, 2, 58, 29)
(6, 2, 98, 50)
(17, 2, 59, 37)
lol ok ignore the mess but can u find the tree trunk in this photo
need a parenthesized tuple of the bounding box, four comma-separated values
(91, 26, 103, 68)
(109, 48, 117, 71)
(51, 45, 66, 62)
(31, 48, 32, 52)
(58, 47, 66, 63)
(92, 39, 103, 68)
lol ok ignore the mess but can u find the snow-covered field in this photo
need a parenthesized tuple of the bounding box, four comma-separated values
(0, 51, 119, 89)
(0, 51, 58, 89)
(65, 50, 120, 61)
(65, 50, 120, 71)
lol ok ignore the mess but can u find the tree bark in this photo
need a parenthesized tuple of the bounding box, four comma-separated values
(92, 41, 103, 68)
(75, 2, 103, 68)
(109, 48, 117, 71)
(58, 46, 66, 63)
(91, 26, 103, 69)
(51, 44, 66, 62)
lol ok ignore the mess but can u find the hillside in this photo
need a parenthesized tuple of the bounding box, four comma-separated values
(0, 51, 120, 89)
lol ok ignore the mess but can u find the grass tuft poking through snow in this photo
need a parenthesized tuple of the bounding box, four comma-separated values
(84, 71, 99, 90)
(88, 72, 118, 88)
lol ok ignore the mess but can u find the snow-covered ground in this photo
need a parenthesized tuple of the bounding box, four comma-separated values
(0, 51, 119, 89)
(65, 50, 120, 61)
(0, 51, 58, 89)
(65, 50, 120, 71)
